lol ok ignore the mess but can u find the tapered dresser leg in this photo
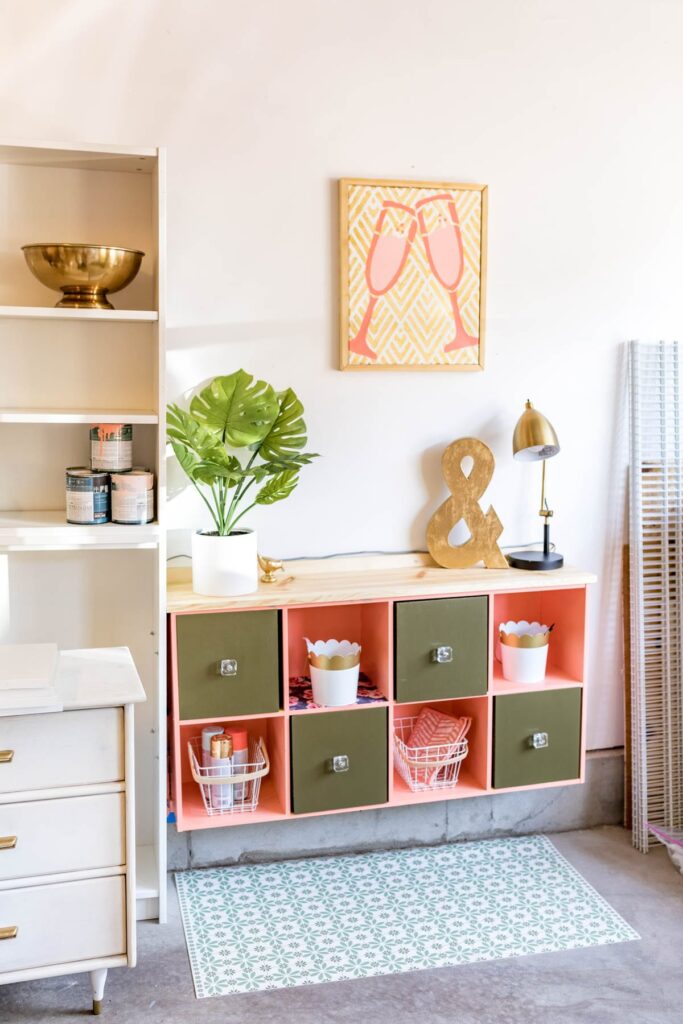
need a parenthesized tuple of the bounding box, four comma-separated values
(90, 968, 107, 1015)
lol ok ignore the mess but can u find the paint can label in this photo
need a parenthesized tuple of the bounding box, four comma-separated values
(66, 470, 110, 525)
(111, 487, 154, 525)
(90, 424, 133, 472)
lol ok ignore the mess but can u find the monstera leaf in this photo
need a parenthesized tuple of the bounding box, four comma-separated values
(258, 387, 309, 461)
(189, 371, 279, 448)
(254, 470, 299, 505)
(167, 404, 243, 485)
(169, 370, 318, 535)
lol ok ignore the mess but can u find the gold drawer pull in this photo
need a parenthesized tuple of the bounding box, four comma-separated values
(0, 750, 14, 764)
(0, 836, 17, 850)
(0, 926, 18, 940)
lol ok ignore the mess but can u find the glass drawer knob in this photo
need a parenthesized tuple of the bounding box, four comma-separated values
(529, 731, 549, 749)
(431, 646, 453, 664)
(328, 755, 350, 773)
(218, 659, 238, 677)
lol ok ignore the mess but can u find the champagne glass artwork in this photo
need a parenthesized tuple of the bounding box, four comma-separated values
(349, 200, 417, 360)
(340, 179, 487, 370)
(415, 193, 478, 351)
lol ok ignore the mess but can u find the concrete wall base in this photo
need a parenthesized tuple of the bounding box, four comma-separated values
(168, 749, 624, 871)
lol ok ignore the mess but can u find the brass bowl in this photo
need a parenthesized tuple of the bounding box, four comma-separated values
(22, 243, 145, 310)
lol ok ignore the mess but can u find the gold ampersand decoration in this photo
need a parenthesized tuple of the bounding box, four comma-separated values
(427, 437, 509, 570)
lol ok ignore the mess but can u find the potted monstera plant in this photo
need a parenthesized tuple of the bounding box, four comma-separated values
(167, 370, 318, 596)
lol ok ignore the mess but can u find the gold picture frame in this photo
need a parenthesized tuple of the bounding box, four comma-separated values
(339, 177, 488, 372)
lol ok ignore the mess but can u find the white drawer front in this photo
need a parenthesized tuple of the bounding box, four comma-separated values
(0, 874, 126, 973)
(0, 793, 125, 881)
(0, 708, 123, 795)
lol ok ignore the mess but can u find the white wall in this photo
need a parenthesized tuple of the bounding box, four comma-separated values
(2, 0, 682, 748)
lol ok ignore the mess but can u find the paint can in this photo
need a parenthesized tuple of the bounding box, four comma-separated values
(66, 468, 110, 525)
(90, 424, 133, 472)
(111, 468, 155, 525)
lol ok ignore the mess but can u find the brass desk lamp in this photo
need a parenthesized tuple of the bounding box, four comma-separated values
(507, 400, 563, 570)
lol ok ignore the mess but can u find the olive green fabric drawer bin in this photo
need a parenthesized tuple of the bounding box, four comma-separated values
(291, 708, 388, 814)
(493, 688, 582, 789)
(175, 610, 281, 720)
(395, 596, 488, 703)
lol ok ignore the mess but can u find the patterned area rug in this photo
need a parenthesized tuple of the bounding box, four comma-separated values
(175, 835, 639, 998)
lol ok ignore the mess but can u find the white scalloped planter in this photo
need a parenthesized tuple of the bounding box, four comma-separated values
(191, 529, 258, 596)
(305, 638, 362, 707)
(499, 620, 551, 685)
(500, 644, 549, 684)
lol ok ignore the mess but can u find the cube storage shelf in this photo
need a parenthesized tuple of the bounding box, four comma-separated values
(168, 555, 596, 832)
(0, 139, 167, 922)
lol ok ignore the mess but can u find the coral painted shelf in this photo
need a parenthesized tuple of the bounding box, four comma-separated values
(167, 553, 596, 833)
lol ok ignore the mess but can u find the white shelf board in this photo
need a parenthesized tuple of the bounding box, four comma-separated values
(0, 409, 158, 424)
(0, 510, 160, 550)
(0, 305, 158, 322)
(0, 140, 157, 174)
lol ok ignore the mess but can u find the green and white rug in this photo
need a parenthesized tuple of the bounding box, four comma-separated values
(175, 835, 638, 998)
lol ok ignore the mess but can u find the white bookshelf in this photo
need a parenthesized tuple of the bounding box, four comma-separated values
(0, 140, 167, 922)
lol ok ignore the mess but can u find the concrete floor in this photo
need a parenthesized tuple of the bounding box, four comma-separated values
(2, 826, 682, 1024)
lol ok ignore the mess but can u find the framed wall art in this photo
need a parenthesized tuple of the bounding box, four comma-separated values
(339, 178, 487, 371)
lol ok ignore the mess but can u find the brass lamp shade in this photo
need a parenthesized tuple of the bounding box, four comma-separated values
(508, 398, 563, 571)
(512, 400, 560, 462)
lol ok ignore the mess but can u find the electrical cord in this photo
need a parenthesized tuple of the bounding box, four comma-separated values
(166, 540, 554, 564)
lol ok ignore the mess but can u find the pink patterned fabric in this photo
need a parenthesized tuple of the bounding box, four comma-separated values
(406, 707, 471, 750)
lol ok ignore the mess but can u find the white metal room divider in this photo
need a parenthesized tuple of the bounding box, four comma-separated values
(628, 340, 683, 851)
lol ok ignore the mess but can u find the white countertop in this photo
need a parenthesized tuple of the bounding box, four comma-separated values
(0, 647, 147, 713)
(56, 647, 146, 710)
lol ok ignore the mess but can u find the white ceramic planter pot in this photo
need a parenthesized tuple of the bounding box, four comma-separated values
(310, 664, 360, 707)
(191, 529, 258, 597)
(500, 644, 549, 684)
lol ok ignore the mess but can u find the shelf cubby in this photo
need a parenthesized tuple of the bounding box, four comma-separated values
(392, 697, 490, 804)
(174, 714, 288, 831)
(492, 587, 587, 688)
(0, 422, 158, 516)
(284, 601, 391, 708)
(0, 154, 156, 310)
(0, 317, 158, 414)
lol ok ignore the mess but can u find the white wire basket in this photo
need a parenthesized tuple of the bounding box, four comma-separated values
(187, 736, 270, 816)
(393, 716, 469, 792)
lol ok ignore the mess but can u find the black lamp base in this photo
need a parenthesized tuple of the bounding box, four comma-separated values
(507, 549, 564, 571)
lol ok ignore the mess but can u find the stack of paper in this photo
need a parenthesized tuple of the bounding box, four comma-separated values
(0, 644, 62, 715)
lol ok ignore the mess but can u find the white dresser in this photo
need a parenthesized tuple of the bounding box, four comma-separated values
(0, 647, 145, 1015)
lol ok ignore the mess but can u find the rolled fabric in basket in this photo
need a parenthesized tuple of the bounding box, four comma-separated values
(405, 708, 472, 787)
(407, 707, 471, 749)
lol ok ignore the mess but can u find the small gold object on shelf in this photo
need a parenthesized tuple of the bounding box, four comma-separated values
(427, 437, 508, 570)
(258, 554, 284, 583)
(22, 243, 144, 309)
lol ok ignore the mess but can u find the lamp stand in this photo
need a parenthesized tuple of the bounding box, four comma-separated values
(507, 460, 564, 570)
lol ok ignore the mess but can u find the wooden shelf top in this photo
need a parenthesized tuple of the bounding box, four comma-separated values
(167, 552, 597, 613)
